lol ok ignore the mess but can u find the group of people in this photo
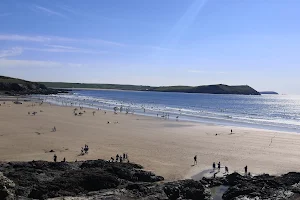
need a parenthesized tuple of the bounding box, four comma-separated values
(212, 161, 229, 174)
(53, 154, 66, 163)
(109, 153, 129, 163)
(81, 144, 89, 155)
(194, 155, 249, 176)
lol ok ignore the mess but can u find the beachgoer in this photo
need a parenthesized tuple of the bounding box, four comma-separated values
(53, 154, 57, 162)
(81, 147, 84, 155)
(194, 155, 197, 165)
(126, 153, 128, 160)
(63, 157, 66, 162)
(111, 157, 114, 162)
(123, 153, 126, 160)
(218, 162, 221, 171)
(231, 129, 233, 134)
(120, 156, 123, 163)
(213, 162, 216, 170)
(84, 145, 89, 154)
(116, 154, 119, 162)
(245, 165, 248, 174)
(225, 166, 229, 173)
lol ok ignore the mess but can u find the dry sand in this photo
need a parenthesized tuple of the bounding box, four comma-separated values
(1, 100, 300, 181)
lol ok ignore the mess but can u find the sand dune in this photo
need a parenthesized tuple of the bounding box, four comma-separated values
(1, 100, 300, 181)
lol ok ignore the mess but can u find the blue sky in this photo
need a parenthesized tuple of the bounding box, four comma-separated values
(0, 0, 299, 94)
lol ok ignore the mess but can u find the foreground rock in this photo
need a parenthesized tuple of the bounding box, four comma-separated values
(200, 172, 300, 200)
(0, 160, 210, 200)
(1, 160, 300, 200)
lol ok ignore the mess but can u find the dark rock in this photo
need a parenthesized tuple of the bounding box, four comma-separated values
(221, 172, 300, 200)
(164, 179, 210, 200)
(0, 172, 16, 200)
(0, 160, 172, 200)
(3, 159, 300, 200)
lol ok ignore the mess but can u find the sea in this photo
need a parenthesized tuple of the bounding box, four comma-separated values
(34, 89, 300, 133)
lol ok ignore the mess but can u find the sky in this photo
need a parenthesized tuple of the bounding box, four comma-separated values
(0, 0, 299, 94)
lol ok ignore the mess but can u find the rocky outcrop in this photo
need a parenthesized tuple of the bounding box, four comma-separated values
(1, 160, 300, 200)
(0, 76, 68, 95)
(203, 172, 300, 200)
(0, 160, 211, 200)
(0, 172, 15, 200)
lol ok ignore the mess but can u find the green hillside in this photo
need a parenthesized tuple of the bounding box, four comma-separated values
(0, 76, 66, 95)
(41, 82, 260, 95)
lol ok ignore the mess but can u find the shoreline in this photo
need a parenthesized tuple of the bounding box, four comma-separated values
(2, 97, 300, 181)
(37, 93, 300, 134)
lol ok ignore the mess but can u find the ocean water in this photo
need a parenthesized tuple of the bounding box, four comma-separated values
(35, 90, 300, 133)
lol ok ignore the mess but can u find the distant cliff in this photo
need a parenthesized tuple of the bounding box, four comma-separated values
(0, 76, 67, 95)
(151, 84, 260, 95)
(41, 82, 261, 95)
(260, 91, 279, 95)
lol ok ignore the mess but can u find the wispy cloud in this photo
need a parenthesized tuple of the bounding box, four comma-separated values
(0, 34, 125, 47)
(31, 5, 67, 18)
(0, 59, 85, 68)
(24, 46, 107, 54)
(188, 70, 228, 74)
(58, 5, 78, 15)
(0, 34, 172, 53)
(0, 34, 51, 42)
(0, 47, 23, 58)
(45, 44, 78, 50)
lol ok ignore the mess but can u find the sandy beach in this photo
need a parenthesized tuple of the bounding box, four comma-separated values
(1, 99, 300, 181)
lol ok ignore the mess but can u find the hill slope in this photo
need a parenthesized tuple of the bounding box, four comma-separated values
(0, 76, 66, 95)
(41, 82, 260, 95)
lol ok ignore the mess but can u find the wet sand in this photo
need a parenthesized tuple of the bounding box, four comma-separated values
(1, 100, 300, 181)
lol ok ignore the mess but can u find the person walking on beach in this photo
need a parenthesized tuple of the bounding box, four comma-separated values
(225, 166, 229, 173)
(63, 157, 66, 162)
(194, 155, 197, 165)
(116, 154, 119, 162)
(231, 129, 233, 134)
(244, 165, 248, 174)
(213, 162, 216, 170)
(218, 162, 221, 171)
(53, 154, 57, 162)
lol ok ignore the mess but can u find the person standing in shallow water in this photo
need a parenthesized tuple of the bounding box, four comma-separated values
(194, 155, 197, 165)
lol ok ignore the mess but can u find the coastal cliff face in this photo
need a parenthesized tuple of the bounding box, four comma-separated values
(153, 84, 261, 95)
(41, 81, 261, 95)
(1, 159, 300, 200)
(0, 76, 67, 95)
